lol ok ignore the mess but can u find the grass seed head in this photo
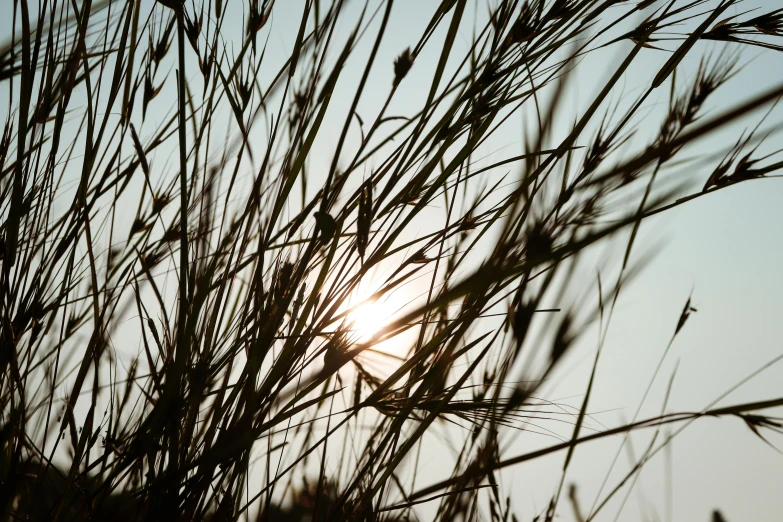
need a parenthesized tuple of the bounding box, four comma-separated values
(393, 48, 414, 87)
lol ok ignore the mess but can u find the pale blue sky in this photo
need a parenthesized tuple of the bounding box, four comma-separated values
(1, 1, 781, 520)
(247, 2, 783, 520)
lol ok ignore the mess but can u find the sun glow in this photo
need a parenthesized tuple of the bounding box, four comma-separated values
(342, 281, 416, 363)
(346, 296, 393, 344)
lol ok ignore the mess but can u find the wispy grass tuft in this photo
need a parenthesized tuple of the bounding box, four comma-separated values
(1, 0, 782, 521)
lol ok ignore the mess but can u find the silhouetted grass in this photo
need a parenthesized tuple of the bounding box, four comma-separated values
(1, 0, 782, 521)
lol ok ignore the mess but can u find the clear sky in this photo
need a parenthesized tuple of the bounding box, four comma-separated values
(1, 1, 781, 520)
(257, 2, 783, 519)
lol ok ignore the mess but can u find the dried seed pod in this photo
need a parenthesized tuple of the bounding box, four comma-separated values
(509, 18, 536, 43)
(155, 0, 184, 12)
(393, 48, 413, 86)
(246, 7, 270, 36)
(731, 152, 762, 182)
(508, 300, 534, 351)
(273, 261, 295, 301)
(161, 225, 181, 243)
(147, 318, 162, 350)
(314, 211, 337, 244)
(524, 223, 553, 266)
(703, 159, 733, 191)
(503, 1, 541, 48)
(408, 249, 431, 264)
(550, 314, 573, 364)
(323, 334, 348, 370)
(139, 252, 161, 271)
(547, 0, 576, 19)
(234, 72, 252, 111)
(143, 75, 163, 117)
(151, 18, 175, 64)
(130, 218, 149, 236)
(185, 10, 202, 50)
(152, 194, 171, 214)
(674, 296, 697, 336)
(199, 55, 212, 84)
(458, 214, 478, 235)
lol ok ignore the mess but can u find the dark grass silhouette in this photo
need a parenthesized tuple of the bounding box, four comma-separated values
(1, 0, 783, 521)
(9, 458, 410, 521)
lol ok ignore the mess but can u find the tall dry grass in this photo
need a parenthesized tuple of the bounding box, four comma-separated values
(1, 0, 782, 520)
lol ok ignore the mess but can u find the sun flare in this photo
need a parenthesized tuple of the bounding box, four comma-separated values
(346, 297, 392, 344)
(342, 281, 416, 363)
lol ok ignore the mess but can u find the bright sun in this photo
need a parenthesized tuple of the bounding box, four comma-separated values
(343, 283, 414, 362)
(346, 297, 391, 344)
